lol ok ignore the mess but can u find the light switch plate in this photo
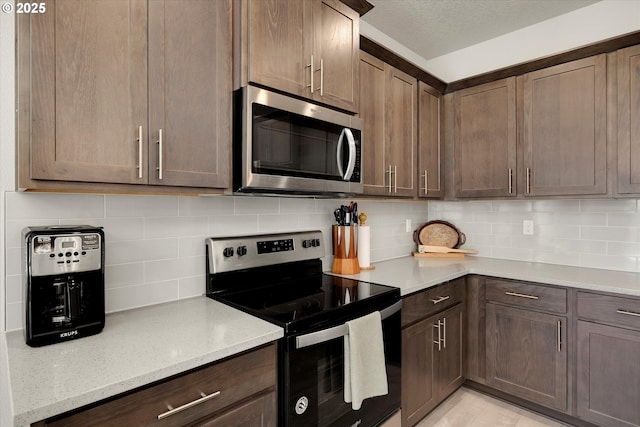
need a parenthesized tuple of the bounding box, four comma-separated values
(523, 220, 534, 235)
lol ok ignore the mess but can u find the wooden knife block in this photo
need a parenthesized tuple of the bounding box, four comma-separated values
(332, 225, 360, 275)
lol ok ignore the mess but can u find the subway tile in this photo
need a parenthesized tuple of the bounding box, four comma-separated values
(580, 226, 639, 242)
(106, 239, 179, 265)
(179, 276, 206, 298)
(61, 218, 144, 242)
(144, 216, 207, 239)
(105, 280, 179, 313)
(178, 196, 234, 217)
(608, 241, 640, 257)
(474, 211, 511, 223)
(553, 239, 606, 255)
(6, 302, 23, 332)
(106, 195, 178, 217)
(581, 199, 637, 212)
(6, 192, 105, 220)
(258, 214, 307, 233)
(6, 275, 22, 304)
(492, 201, 533, 213)
(607, 212, 640, 227)
(537, 224, 580, 239)
(234, 196, 280, 214)
(144, 256, 204, 283)
(5, 219, 57, 248)
(6, 247, 21, 276)
(280, 197, 317, 214)
(491, 246, 533, 262)
(105, 263, 144, 289)
(532, 200, 580, 213)
(179, 236, 206, 257)
(209, 215, 258, 236)
(554, 212, 606, 226)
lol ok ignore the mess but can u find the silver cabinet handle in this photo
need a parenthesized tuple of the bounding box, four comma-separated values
(429, 295, 450, 305)
(319, 58, 324, 96)
(442, 317, 447, 349)
(505, 291, 539, 300)
(526, 167, 531, 194)
(433, 322, 441, 351)
(394, 165, 398, 193)
(137, 125, 143, 179)
(557, 320, 562, 352)
(387, 165, 392, 193)
(307, 55, 314, 94)
(508, 168, 513, 194)
(617, 309, 640, 317)
(424, 170, 428, 195)
(157, 129, 163, 180)
(157, 390, 221, 420)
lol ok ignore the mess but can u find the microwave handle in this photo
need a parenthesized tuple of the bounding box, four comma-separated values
(295, 300, 402, 349)
(336, 128, 357, 181)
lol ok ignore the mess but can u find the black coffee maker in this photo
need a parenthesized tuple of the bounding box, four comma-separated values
(23, 225, 105, 347)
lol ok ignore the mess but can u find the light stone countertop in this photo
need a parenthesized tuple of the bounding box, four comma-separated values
(4, 296, 283, 427)
(336, 256, 640, 297)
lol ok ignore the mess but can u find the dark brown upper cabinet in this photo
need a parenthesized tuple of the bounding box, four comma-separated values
(417, 82, 444, 199)
(453, 77, 517, 198)
(236, 0, 359, 112)
(17, 0, 231, 191)
(617, 44, 640, 195)
(521, 55, 607, 197)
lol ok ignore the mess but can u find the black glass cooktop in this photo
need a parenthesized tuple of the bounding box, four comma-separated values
(211, 273, 399, 334)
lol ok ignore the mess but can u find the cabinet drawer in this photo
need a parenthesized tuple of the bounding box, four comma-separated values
(485, 279, 566, 314)
(578, 291, 640, 330)
(40, 344, 276, 427)
(402, 278, 464, 327)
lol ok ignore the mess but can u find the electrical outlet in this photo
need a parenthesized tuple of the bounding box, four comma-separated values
(405, 219, 412, 233)
(523, 220, 534, 235)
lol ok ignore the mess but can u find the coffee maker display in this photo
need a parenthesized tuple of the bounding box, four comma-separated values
(23, 226, 105, 347)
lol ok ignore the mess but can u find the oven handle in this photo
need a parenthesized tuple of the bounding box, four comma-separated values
(295, 300, 402, 350)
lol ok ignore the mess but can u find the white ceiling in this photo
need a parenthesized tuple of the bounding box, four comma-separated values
(362, 0, 601, 60)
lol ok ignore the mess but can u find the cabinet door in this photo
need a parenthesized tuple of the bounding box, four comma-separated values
(486, 303, 567, 411)
(27, 0, 148, 184)
(522, 55, 607, 196)
(436, 304, 465, 399)
(577, 321, 640, 427)
(245, 0, 311, 98)
(453, 77, 516, 198)
(386, 66, 418, 197)
(417, 82, 443, 199)
(617, 45, 640, 195)
(148, 0, 231, 188)
(312, 0, 359, 111)
(359, 52, 388, 196)
(402, 314, 437, 427)
(201, 392, 276, 427)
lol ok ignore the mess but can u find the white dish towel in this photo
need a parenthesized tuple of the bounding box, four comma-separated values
(344, 311, 389, 410)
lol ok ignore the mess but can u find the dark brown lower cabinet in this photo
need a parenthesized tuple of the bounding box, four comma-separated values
(577, 321, 640, 426)
(486, 303, 567, 412)
(402, 303, 464, 427)
(33, 344, 277, 427)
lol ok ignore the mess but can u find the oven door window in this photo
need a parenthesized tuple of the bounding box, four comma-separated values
(252, 104, 360, 182)
(286, 312, 401, 427)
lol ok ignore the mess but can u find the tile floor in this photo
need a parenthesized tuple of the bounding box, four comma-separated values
(416, 388, 569, 427)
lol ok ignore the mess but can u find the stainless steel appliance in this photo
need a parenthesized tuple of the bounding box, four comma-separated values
(206, 230, 401, 427)
(234, 86, 364, 196)
(23, 226, 105, 347)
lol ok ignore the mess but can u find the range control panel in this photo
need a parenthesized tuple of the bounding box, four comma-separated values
(207, 231, 325, 274)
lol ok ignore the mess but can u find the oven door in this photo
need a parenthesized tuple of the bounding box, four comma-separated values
(282, 301, 401, 427)
(235, 86, 363, 195)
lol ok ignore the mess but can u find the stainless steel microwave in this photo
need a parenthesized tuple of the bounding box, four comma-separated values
(234, 86, 363, 196)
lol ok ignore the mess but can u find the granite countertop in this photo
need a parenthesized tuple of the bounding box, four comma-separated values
(6, 256, 640, 426)
(340, 255, 640, 297)
(4, 296, 283, 427)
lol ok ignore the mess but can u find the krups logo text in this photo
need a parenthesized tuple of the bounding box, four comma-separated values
(60, 330, 78, 338)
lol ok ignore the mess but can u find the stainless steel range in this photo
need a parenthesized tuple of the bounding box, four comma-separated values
(206, 230, 401, 427)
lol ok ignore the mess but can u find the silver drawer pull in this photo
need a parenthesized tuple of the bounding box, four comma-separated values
(430, 295, 450, 304)
(157, 390, 221, 420)
(617, 309, 640, 317)
(505, 291, 539, 300)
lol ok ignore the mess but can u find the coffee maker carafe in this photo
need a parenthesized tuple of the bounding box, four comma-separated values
(23, 226, 105, 347)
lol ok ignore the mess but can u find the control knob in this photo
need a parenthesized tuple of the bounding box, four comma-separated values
(237, 245, 247, 256)
(222, 247, 234, 258)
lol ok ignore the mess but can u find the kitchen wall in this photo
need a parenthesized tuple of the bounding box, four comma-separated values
(3, 193, 427, 331)
(429, 199, 640, 272)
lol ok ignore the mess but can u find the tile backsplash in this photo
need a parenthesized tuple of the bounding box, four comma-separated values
(4, 192, 428, 331)
(7, 194, 640, 331)
(429, 199, 640, 272)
